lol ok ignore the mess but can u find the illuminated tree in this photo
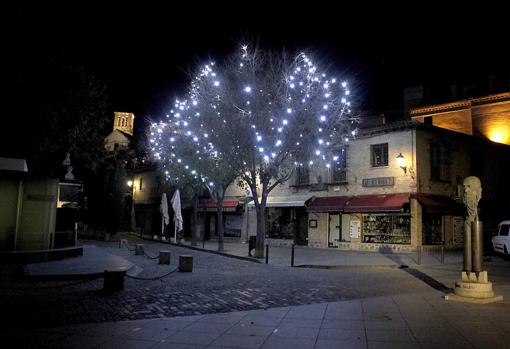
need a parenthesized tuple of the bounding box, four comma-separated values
(151, 44, 357, 257)
(153, 136, 237, 251)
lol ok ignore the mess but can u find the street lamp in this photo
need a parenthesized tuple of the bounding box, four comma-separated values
(396, 153, 406, 174)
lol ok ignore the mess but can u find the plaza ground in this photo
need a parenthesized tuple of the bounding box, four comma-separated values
(1, 235, 510, 348)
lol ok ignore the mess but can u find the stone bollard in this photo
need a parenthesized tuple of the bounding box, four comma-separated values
(159, 250, 171, 265)
(135, 244, 144, 255)
(119, 239, 128, 248)
(103, 269, 126, 292)
(179, 255, 193, 272)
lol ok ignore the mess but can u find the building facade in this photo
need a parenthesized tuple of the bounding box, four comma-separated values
(223, 119, 510, 252)
(410, 92, 510, 145)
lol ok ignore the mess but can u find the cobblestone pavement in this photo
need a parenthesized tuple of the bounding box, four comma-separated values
(1, 236, 510, 332)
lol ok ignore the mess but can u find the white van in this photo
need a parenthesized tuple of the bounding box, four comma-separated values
(492, 221, 510, 256)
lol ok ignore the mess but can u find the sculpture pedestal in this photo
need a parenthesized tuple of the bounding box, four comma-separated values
(445, 271, 503, 304)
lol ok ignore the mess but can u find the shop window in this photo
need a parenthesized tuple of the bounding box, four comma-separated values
(362, 214, 410, 244)
(422, 214, 443, 245)
(371, 143, 388, 167)
(266, 208, 295, 239)
(430, 140, 452, 182)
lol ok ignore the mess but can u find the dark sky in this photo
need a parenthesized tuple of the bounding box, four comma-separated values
(9, 4, 510, 129)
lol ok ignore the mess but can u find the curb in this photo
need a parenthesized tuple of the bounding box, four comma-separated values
(295, 264, 409, 270)
(137, 236, 263, 264)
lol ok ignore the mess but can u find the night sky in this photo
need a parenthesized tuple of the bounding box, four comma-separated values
(8, 4, 510, 139)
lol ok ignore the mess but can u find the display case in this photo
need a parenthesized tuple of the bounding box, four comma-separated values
(362, 214, 411, 244)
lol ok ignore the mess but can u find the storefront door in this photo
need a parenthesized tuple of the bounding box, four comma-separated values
(329, 213, 341, 247)
(296, 208, 308, 245)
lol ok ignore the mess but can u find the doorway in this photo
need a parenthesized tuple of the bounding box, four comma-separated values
(295, 207, 308, 245)
(328, 213, 341, 247)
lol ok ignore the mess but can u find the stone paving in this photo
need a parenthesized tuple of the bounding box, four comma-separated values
(4, 292, 510, 348)
(1, 235, 510, 347)
(176, 239, 464, 267)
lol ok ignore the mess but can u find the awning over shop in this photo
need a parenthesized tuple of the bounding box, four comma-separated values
(307, 196, 351, 212)
(344, 193, 410, 213)
(412, 193, 465, 215)
(247, 196, 310, 208)
(198, 200, 240, 212)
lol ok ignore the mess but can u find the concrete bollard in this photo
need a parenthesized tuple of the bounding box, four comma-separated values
(179, 255, 193, 272)
(159, 250, 171, 265)
(119, 239, 128, 248)
(135, 244, 144, 255)
(104, 269, 126, 292)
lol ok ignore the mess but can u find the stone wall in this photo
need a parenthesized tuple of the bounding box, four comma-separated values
(307, 212, 328, 248)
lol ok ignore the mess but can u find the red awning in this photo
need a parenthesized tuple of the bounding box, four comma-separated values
(412, 193, 465, 215)
(307, 196, 351, 212)
(198, 200, 240, 212)
(344, 193, 410, 213)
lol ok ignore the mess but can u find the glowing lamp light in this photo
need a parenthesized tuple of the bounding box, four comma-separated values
(488, 127, 510, 144)
(127, 180, 133, 187)
(396, 153, 407, 174)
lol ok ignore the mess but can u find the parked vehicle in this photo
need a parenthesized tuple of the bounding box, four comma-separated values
(492, 221, 510, 256)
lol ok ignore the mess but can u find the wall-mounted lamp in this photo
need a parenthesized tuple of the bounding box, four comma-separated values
(396, 153, 407, 174)
(127, 180, 133, 187)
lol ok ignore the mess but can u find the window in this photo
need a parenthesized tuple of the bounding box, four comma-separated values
(371, 143, 388, 167)
(430, 140, 452, 182)
(139, 177, 143, 191)
(362, 214, 411, 244)
(500, 225, 510, 236)
(295, 166, 310, 185)
(330, 149, 347, 183)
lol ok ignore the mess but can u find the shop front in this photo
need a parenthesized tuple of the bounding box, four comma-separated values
(198, 199, 243, 241)
(307, 194, 415, 251)
(345, 194, 411, 246)
(306, 196, 351, 248)
(247, 196, 310, 246)
(412, 193, 465, 248)
(306, 193, 465, 251)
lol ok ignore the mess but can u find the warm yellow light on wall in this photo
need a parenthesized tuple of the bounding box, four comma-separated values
(488, 127, 510, 145)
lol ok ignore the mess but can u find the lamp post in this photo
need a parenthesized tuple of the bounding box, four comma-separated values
(126, 179, 136, 234)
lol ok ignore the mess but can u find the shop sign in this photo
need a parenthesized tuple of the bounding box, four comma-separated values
(362, 177, 394, 187)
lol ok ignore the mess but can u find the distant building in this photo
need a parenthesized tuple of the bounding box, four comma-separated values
(104, 112, 135, 151)
(410, 92, 510, 145)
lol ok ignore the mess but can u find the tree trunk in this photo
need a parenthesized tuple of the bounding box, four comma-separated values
(216, 199, 224, 252)
(191, 194, 199, 246)
(254, 201, 267, 258)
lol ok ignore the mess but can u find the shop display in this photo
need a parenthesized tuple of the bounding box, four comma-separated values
(362, 214, 411, 244)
